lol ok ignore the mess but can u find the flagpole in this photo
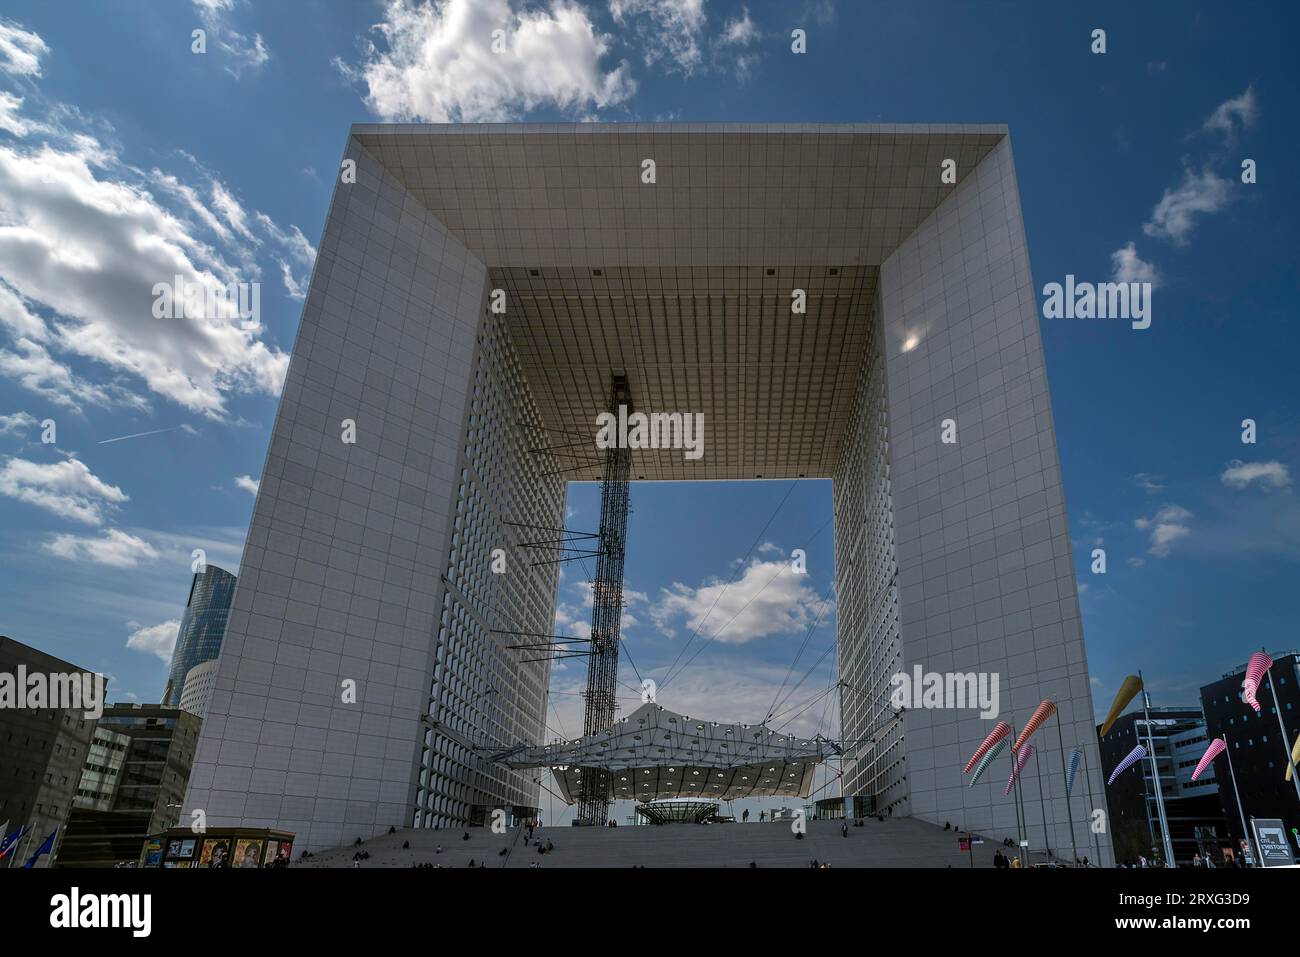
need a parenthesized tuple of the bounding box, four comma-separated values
(1080, 748, 1103, 865)
(1033, 745, 1052, 859)
(8, 821, 33, 869)
(1220, 735, 1259, 869)
(1266, 671, 1300, 804)
(1138, 670, 1176, 867)
(1007, 719, 1027, 867)
(1052, 702, 1080, 864)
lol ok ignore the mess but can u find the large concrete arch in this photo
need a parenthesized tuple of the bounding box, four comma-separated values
(183, 124, 1111, 864)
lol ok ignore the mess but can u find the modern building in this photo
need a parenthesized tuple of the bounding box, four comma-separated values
(498, 702, 838, 807)
(0, 637, 101, 868)
(1199, 652, 1300, 856)
(162, 564, 236, 707)
(185, 123, 1108, 862)
(1098, 706, 1227, 865)
(636, 799, 719, 825)
(178, 659, 219, 719)
(57, 704, 201, 868)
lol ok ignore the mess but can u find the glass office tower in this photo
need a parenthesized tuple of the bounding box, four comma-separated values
(163, 565, 237, 706)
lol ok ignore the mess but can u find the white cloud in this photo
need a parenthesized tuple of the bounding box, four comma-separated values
(0, 455, 127, 524)
(1110, 242, 1161, 286)
(1202, 85, 1258, 139)
(234, 473, 259, 495)
(649, 558, 828, 644)
(717, 6, 761, 80)
(0, 18, 48, 76)
(0, 133, 290, 416)
(44, 527, 159, 567)
(1133, 472, 1165, 493)
(720, 7, 758, 45)
(192, 0, 270, 77)
(1142, 167, 1233, 246)
(1135, 504, 1192, 557)
(1221, 459, 1291, 491)
(611, 0, 707, 74)
(341, 0, 636, 122)
(0, 410, 37, 437)
(0, 337, 137, 413)
(256, 212, 316, 300)
(126, 619, 180, 662)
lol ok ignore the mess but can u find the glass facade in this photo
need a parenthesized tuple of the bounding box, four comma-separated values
(163, 564, 236, 706)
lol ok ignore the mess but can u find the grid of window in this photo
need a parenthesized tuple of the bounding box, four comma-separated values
(414, 311, 565, 829)
(833, 287, 906, 814)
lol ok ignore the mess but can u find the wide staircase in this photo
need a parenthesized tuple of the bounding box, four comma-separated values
(298, 817, 1065, 868)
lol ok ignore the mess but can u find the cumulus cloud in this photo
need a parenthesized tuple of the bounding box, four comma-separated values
(1135, 504, 1192, 557)
(1202, 85, 1258, 140)
(0, 455, 127, 524)
(44, 527, 159, 567)
(649, 558, 828, 644)
(0, 18, 48, 76)
(1110, 242, 1161, 286)
(126, 619, 181, 662)
(1142, 168, 1234, 246)
(234, 473, 259, 495)
(1221, 459, 1291, 491)
(340, 0, 636, 122)
(0, 46, 300, 417)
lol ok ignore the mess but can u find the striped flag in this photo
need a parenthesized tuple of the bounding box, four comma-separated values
(1242, 651, 1272, 715)
(969, 738, 1009, 787)
(1012, 700, 1057, 752)
(1108, 744, 1146, 786)
(1005, 743, 1034, 795)
(1065, 747, 1083, 795)
(1192, 738, 1226, 781)
(964, 721, 1011, 773)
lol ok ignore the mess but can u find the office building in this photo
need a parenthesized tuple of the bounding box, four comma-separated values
(0, 637, 100, 868)
(57, 704, 201, 868)
(162, 564, 236, 707)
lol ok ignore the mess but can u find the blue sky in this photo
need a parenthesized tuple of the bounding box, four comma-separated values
(0, 2, 1296, 819)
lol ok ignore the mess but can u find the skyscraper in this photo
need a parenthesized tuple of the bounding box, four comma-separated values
(163, 565, 236, 707)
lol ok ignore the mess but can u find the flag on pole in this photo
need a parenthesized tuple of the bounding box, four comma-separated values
(1192, 738, 1227, 781)
(0, 824, 27, 860)
(22, 827, 57, 869)
(1012, 700, 1057, 752)
(1065, 748, 1083, 795)
(1108, 744, 1147, 786)
(963, 721, 1011, 773)
(1242, 651, 1273, 715)
(1100, 676, 1144, 736)
(1005, 743, 1034, 795)
(969, 737, 1008, 787)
